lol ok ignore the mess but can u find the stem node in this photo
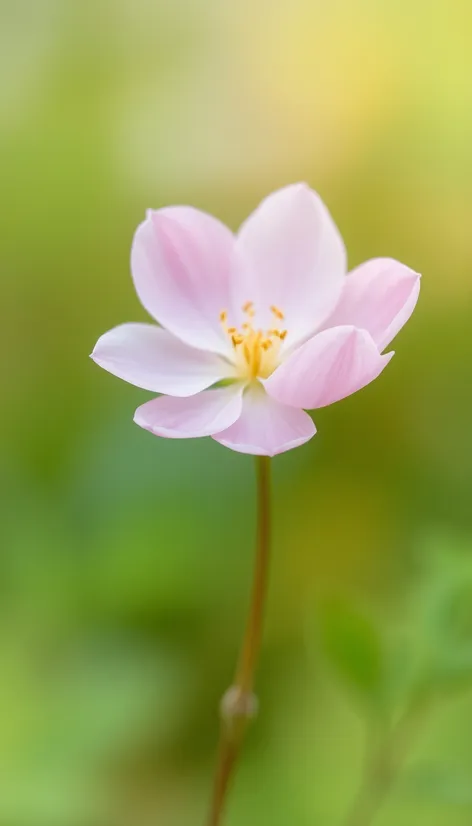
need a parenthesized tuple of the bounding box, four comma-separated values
(220, 686, 259, 742)
(206, 456, 271, 826)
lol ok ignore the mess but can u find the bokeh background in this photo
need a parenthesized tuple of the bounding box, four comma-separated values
(2, 1, 472, 824)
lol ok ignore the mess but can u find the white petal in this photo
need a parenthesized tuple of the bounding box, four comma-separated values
(131, 207, 238, 355)
(91, 323, 235, 396)
(213, 385, 316, 456)
(265, 325, 393, 409)
(134, 384, 244, 438)
(323, 258, 420, 351)
(234, 183, 346, 345)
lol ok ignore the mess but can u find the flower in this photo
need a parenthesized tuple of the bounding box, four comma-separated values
(91, 184, 420, 456)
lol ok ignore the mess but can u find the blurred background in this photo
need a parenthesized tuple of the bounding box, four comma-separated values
(2, 1, 472, 824)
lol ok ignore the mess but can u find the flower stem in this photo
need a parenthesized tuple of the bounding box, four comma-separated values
(206, 456, 272, 826)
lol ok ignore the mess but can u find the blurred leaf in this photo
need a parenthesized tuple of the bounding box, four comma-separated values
(400, 764, 472, 808)
(434, 650, 472, 685)
(317, 597, 385, 711)
(405, 542, 472, 691)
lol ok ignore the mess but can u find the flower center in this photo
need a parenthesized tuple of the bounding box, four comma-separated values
(220, 302, 288, 380)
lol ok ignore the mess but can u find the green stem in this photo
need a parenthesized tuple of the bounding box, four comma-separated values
(342, 696, 430, 826)
(206, 456, 272, 826)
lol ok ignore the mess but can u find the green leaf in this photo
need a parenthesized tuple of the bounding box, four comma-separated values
(416, 567, 472, 688)
(317, 597, 385, 710)
(397, 540, 472, 693)
(400, 765, 472, 807)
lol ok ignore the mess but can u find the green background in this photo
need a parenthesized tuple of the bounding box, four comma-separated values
(2, 1, 472, 823)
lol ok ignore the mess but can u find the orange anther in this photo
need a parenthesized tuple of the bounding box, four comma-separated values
(270, 305, 284, 320)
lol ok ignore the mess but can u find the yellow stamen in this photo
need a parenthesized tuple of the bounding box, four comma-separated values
(267, 328, 288, 340)
(270, 305, 284, 320)
(219, 302, 288, 380)
(242, 301, 255, 318)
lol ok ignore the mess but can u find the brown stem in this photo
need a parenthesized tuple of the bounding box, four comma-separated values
(206, 456, 271, 826)
(235, 455, 271, 693)
(207, 736, 241, 826)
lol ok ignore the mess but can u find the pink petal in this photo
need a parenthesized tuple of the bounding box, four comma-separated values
(212, 385, 316, 456)
(234, 183, 346, 344)
(264, 326, 393, 410)
(323, 258, 420, 351)
(131, 207, 237, 355)
(91, 323, 235, 396)
(134, 384, 244, 439)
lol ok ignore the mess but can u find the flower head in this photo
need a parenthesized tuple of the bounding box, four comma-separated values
(91, 184, 420, 456)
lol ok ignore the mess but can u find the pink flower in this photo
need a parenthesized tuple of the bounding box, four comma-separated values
(91, 184, 420, 456)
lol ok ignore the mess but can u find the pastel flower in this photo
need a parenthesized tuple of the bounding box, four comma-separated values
(91, 184, 420, 456)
